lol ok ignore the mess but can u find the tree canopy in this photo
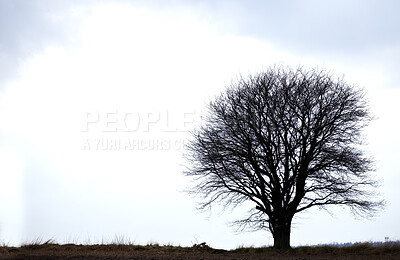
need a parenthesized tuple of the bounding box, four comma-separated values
(185, 66, 384, 249)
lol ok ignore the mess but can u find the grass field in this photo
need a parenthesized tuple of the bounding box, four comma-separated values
(1, 239, 399, 259)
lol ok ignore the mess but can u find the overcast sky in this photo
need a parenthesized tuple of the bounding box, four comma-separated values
(0, 0, 399, 249)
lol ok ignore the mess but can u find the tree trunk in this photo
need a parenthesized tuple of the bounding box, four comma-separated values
(273, 222, 291, 249)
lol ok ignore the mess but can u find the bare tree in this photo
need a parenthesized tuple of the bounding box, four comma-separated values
(184, 66, 384, 249)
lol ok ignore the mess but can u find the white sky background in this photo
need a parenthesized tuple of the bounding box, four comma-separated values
(0, 0, 399, 249)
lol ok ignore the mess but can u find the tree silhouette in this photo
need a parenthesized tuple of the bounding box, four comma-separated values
(185, 66, 383, 249)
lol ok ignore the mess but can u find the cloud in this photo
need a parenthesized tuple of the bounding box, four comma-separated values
(0, 1, 290, 246)
(0, 0, 91, 87)
(1, 0, 399, 248)
(198, 0, 400, 54)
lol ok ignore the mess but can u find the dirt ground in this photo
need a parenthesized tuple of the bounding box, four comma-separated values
(1, 243, 400, 260)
